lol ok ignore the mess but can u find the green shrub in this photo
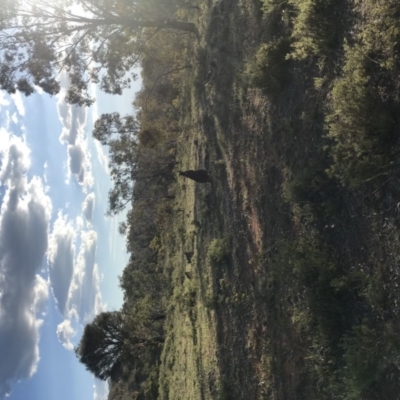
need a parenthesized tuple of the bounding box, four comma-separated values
(271, 238, 355, 339)
(327, 43, 397, 187)
(325, 1, 400, 188)
(287, 0, 346, 64)
(207, 238, 229, 266)
(285, 161, 346, 223)
(261, 0, 290, 15)
(261, 0, 293, 34)
(244, 38, 291, 93)
(360, 0, 400, 72)
(286, 162, 334, 204)
(341, 322, 400, 399)
(268, 215, 400, 398)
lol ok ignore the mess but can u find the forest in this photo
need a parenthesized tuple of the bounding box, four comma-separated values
(2, 0, 400, 399)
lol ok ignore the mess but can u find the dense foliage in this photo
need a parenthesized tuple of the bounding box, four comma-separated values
(75, 312, 126, 381)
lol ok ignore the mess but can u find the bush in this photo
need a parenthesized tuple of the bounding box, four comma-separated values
(286, 161, 334, 204)
(325, 1, 400, 188)
(244, 38, 291, 93)
(207, 238, 229, 266)
(341, 322, 400, 399)
(271, 238, 356, 340)
(268, 238, 373, 398)
(288, 0, 346, 64)
(327, 44, 398, 188)
(360, 0, 400, 73)
(284, 160, 346, 224)
(261, 0, 294, 35)
(261, 0, 290, 15)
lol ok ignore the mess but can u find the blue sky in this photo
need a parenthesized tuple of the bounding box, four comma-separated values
(0, 77, 141, 400)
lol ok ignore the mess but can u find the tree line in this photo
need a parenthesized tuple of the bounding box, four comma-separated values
(0, 0, 198, 398)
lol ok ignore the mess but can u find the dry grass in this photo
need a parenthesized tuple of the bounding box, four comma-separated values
(157, 0, 400, 399)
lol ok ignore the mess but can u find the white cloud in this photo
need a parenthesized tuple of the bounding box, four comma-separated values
(0, 128, 11, 155)
(0, 133, 52, 397)
(64, 230, 105, 327)
(76, 215, 84, 230)
(76, 106, 87, 127)
(67, 231, 96, 322)
(94, 140, 109, 174)
(92, 264, 106, 317)
(68, 143, 85, 177)
(82, 193, 95, 222)
(48, 189, 105, 345)
(93, 380, 108, 400)
(11, 113, 18, 125)
(48, 221, 106, 352)
(56, 319, 76, 351)
(33, 275, 49, 312)
(59, 106, 82, 146)
(10, 92, 25, 116)
(46, 212, 107, 356)
(67, 140, 94, 190)
(48, 212, 76, 315)
(57, 102, 71, 132)
(0, 135, 30, 185)
(57, 87, 93, 190)
(2, 111, 10, 131)
(0, 92, 9, 107)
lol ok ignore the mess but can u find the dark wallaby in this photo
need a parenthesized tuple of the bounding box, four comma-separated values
(185, 252, 194, 264)
(179, 169, 211, 183)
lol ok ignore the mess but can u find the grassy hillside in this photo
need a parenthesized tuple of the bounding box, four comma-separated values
(110, 0, 400, 399)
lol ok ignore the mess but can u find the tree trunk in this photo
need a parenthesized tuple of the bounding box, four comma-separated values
(136, 19, 199, 37)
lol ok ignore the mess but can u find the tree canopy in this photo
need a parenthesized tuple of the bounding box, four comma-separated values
(0, 0, 198, 104)
(93, 112, 177, 215)
(75, 311, 126, 381)
(76, 310, 165, 381)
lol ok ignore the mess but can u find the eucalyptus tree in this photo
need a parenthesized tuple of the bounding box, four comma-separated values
(93, 112, 177, 215)
(93, 112, 139, 214)
(75, 311, 164, 381)
(75, 311, 127, 381)
(0, 0, 198, 105)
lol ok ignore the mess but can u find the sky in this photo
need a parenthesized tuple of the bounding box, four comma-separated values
(0, 76, 141, 400)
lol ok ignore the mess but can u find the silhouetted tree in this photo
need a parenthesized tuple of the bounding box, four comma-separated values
(93, 112, 139, 145)
(76, 311, 164, 381)
(93, 113, 176, 214)
(75, 311, 126, 381)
